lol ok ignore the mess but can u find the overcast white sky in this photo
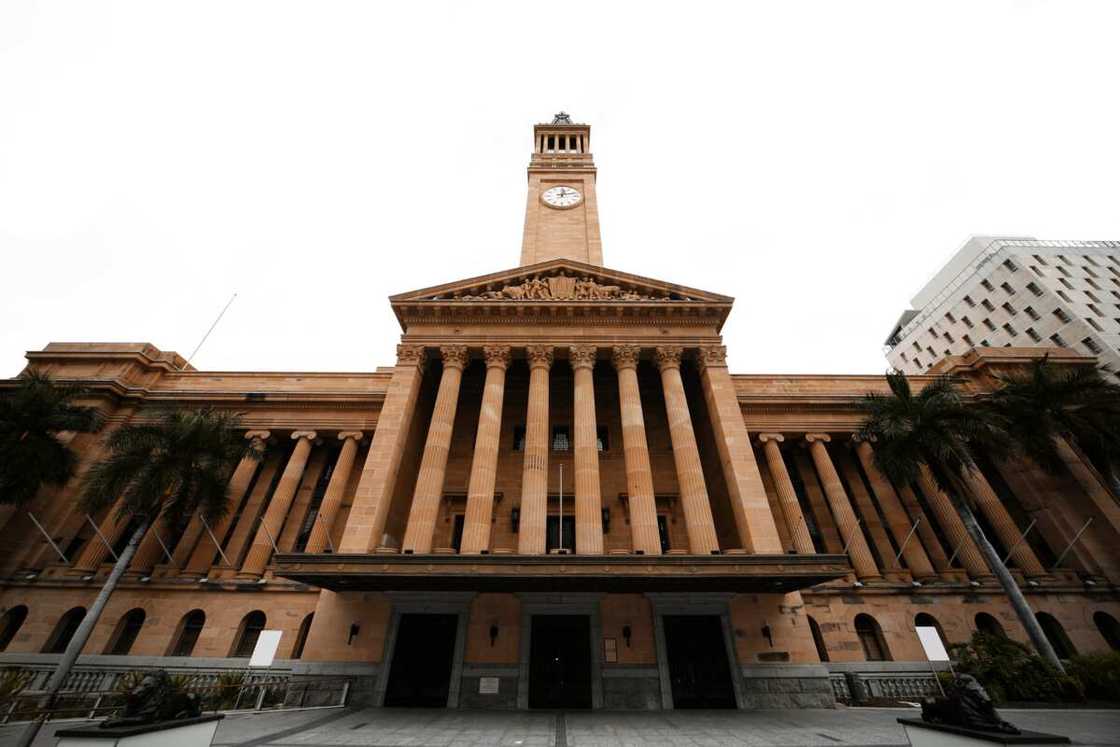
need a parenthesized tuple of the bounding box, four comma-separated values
(3, 1, 1119, 378)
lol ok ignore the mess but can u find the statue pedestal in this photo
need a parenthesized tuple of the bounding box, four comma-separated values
(55, 714, 224, 747)
(898, 718, 1069, 747)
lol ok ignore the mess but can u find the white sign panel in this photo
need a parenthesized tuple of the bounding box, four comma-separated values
(249, 629, 283, 668)
(478, 676, 500, 694)
(915, 626, 949, 662)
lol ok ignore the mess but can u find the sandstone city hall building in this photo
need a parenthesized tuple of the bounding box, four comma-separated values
(1, 115, 1119, 711)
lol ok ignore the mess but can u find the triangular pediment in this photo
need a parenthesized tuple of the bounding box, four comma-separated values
(390, 259, 732, 305)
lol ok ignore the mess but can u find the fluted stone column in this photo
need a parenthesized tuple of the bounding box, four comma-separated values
(697, 346, 784, 553)
(339, 345, 426, 553)
(1055, 436, 1120, 535)
(238, 430, 317, 578)
(853, 440, 937, 579)
(757, 434, 815, 554)
(182, 431, 270, 573)
(570, 345, 605, 555)
(612, 346, 660, 555)
(460, 347, 511, 555)
(304, 431, 363, 553)
(916, 464, 990, 578)
(129, 514, 171, 572)
(518, 346, 553, 555)
(961, 467, 1046, 577)
(804, 434, 880, 580)
(401, 346, 469, 554)
(655, 346, 719, 554)
(73, 498, 130, 572)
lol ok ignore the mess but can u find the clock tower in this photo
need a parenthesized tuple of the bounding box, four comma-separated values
(519, 112, 604, 267)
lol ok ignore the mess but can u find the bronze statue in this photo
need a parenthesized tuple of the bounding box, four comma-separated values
(102, 671, 201, 728)
(921, 674, 1019, 734)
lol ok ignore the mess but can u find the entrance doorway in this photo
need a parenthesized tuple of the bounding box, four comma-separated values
(546, 515, 575, 553)
(384, 613, 458, 707)
(529, 615, 592, 709)
(662, 615, 736, 709)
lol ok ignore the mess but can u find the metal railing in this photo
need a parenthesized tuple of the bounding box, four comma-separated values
(0, 670, 350, 725)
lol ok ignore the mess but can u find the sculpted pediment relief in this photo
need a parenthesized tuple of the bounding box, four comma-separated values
(443, 272, 692, 302)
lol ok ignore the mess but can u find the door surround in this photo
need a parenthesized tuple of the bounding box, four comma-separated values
(646, 592, 746, 709)
(375, 591, 474, 708)
(516, 593, 604, 709)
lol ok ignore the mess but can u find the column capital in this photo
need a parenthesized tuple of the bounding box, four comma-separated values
(525, 345, 554, 370)
(291, 430, 318, 441)
(439, 345, 470, 370)
(804, 433, 831, 444)
(396, 344, 427, 370)
(757, 433, 785, 444)
(569, 344, 598, 370)
(697, 345, 728, 369)
(851, 432, 876, 444)
(610, 345, 641, 371)
(482, 345, 512, 370)
(245, 430, 271, 442)
(654, 346, 683, 371)
(338, 431, 363, 442)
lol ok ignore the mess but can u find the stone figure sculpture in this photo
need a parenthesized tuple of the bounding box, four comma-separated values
(102, 671, 201, 728)
(921, 674, 1020, 734)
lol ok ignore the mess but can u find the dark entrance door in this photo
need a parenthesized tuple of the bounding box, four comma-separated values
(529, 614, 592, 709)
(662, 615, 736, 709)
(384, 613, 458, 707)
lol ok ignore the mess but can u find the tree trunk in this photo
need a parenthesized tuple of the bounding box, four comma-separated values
(17, 516, 150, 747)
(950, 468, 1065, 673)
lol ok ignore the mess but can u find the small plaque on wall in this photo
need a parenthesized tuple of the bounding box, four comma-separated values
(479, 677, 500, 694)
(603, 637, 618, 663)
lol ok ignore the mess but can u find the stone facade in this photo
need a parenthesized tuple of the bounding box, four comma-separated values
(2, 119, 1119, 712)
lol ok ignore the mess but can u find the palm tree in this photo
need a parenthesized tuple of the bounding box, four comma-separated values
(985, 356, 1120, 498)
(858, 371, 1065, 672)
(0, 370, 100, 508)
(18, 408, 258, 747)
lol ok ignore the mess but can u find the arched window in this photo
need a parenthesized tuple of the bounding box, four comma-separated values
(104, 609, 145, 655)
(42, 607, 86, 654)
(915, 613, 948, 648)
(1036, 612, 1077, 659)
(854, 613, 891, 661)
(231, 611, 266, 658)
(168, 610, 206, 657)
(975, 613, 1006, 638)
(292, 613, 314, 660)
(807, 616, 829, 662)
(1092, 611, 1120, 651)
(0, 606, 28, 652)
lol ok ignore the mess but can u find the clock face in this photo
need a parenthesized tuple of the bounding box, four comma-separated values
(541, 185, 582, 208)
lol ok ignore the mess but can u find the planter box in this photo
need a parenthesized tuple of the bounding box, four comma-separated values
(55, 715, 224, 747)
(898, 718, 1069, 747)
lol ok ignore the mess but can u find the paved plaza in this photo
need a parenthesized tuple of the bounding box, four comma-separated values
(2, 707, 1118, 747)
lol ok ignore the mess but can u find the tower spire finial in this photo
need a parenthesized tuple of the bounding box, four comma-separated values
(551, 111, 573, 125)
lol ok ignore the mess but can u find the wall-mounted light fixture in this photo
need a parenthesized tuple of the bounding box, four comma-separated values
(489, 623, 499, 647)
(622, 625, 632, 648)
(348, 623, 360, 646)
(511, 507, 520, 533)
(601, 507, 611, 533)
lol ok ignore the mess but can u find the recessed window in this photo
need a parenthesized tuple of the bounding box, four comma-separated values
(104, 608, 145, 656)
(596, 425, 609, 452)
(1057, 289, 1072, 302)
(963, 295, 976, 307)
(1033, 254, 1048, 266)
(1002, 323, 1018, 337)
(1085, 266, 1099, 278)
(962, 316, 974, 328)
(1024, 306, 1040, 320)
(1088, 303, 1103, 317)
(983, 319, 996, 331)
(945, 312, 956, 323)
(981, 279, 995, 291)
(1002, 302, 1017, 316)
(231, 611, 266, 658)
(1087, 278, 1101, 290)
(1002, 259, 1019, 272)
(1058, 265, 1072, 277)
(1085, 255, 1099, 267)
(513, 425, 526, 452)
(1050, 333, 1067, 347)
(962, 334, 973, 346)
(552, 426, 571, 452)
(1087, 318, 1103, 332)
(981, 299, 995, 311)
(1027, 282, 1043, 296)
(1026, 328, 1041, 342)
(1000, 282, 1016, 295)
(1087, 291, 1100, 303)
(1053, 308, 1071, 323)
(1031, 266, 1044, 277)
(1059, 255, 1072, 266)
(943, 331, 954, 343)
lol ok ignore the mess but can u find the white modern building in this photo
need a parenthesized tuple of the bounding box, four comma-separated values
(885, 236, 1120, 375)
